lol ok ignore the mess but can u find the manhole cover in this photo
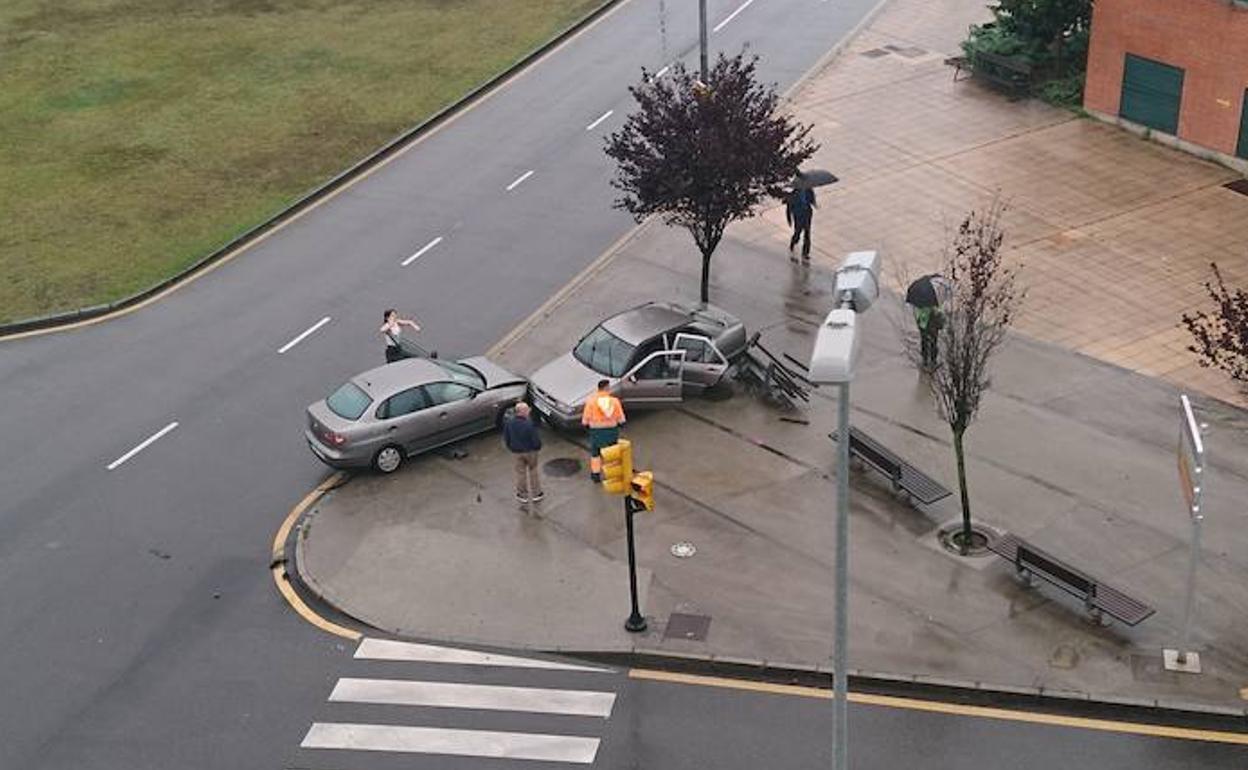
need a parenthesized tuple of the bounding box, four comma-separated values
(860, 48, 891, 58)
(937, 522, 993, 556)
(1224, 179, 1248, 197)
(663, 612, 712, 641)
(670, 541, 697, 558)
(543, 457, 582, 477)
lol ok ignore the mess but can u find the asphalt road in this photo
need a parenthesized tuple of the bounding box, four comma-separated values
(0, 0, 885, 767)
(284, 637, 1247, 770)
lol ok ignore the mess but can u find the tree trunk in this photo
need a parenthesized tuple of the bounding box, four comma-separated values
(700, 250, 712, 305)
(953, 427, 972, 554)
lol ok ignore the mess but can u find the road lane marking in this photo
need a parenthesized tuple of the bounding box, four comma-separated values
(654, 64, 670, 79)
(355, 637, 608, 672)
(329, 678, 616, 717)
(585, 110, 614, 131)
(271, 472, 360, 641)
(277, 316, 331, 354)
(301, 723, 600, 763)
(628, 669, 1248, 746)
(107, 422, 178, 471)
(505, 170, 535, 191)
(713, 0, 756, 32)
(401, 236, 443, 267)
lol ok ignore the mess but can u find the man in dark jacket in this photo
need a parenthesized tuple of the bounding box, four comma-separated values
(786, 184, 817, 263)
(503, 402, 543, 503)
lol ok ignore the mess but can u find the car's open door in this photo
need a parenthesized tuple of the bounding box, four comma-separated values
(673, 332, 728, 392)
(617, 349, 685, 405)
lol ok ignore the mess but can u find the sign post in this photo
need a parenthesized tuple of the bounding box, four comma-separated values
(1164, 394, 1205, 674)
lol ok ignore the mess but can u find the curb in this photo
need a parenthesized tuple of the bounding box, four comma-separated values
(0, 0, 624, 340)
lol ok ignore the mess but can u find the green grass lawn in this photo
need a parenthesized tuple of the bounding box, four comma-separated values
(0, 0, 605, 323)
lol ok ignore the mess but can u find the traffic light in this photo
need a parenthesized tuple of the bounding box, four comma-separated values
(630, 471, 654, 511)
(600, 439, 633, 495)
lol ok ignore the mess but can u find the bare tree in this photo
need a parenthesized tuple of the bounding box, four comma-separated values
(604, 53, 817, 304)
(1182, 262, 1248, 388)
(904, 201, 1025, 553)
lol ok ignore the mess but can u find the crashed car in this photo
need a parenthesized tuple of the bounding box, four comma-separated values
(528, 301, 747, 429)
(306, 356, 528, 474)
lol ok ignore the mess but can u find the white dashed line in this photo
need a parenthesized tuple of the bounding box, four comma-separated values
(713, 0, 756, 32)
(585, 110, 614, 131)
(401, 236, 443, 267)
(654, 65, 670, 80)
(505, 170, 535, 191)
(107, 422, 178, 471)
(278, 316, 332, 354)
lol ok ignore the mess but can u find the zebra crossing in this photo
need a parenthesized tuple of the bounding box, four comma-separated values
(293, 637, 620, 767)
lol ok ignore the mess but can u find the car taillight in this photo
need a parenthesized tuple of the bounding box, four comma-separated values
(328, 432, 348, 446)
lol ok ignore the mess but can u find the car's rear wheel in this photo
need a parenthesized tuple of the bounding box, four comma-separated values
(374, 445, 404, 474)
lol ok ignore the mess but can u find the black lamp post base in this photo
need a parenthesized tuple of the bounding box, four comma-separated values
(624, 613, 648, 633)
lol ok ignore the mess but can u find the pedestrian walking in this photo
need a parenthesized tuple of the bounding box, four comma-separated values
(581, 379, 626, 483)
(380, 309, 421, 363)
(786, 182, 817, 263)
(503, 402, 544, 504)
(905, 274, 951, 370)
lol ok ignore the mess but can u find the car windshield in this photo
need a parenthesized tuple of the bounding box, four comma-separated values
(436, 360, 486, 389)
(573, 324, 636, 377)
(326, 381, 372, 421)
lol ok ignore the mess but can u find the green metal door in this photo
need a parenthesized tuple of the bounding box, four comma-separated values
(1238, 89, 1248, 159)
(1120, 54, 1184, 135)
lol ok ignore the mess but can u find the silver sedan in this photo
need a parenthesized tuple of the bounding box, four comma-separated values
(306, 356, 528, 474)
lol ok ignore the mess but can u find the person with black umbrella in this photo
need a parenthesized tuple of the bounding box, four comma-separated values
(906, 274, 951, 370)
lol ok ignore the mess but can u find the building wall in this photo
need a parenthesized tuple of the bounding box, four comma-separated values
(1085, 0, 1248, 156)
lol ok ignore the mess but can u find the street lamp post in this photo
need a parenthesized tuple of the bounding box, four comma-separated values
(808, 251, 881, 770)
(698, 0, 709, 83)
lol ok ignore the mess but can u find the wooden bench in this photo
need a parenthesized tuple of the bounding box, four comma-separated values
(988, 533, 1155, 627)
(829, 427, 952, 507)
(945, 50, 1032, 97)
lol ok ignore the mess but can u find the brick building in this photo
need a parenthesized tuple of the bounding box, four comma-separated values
(1084, 0, 1248, 170)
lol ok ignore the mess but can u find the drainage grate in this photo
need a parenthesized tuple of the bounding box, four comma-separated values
(860, 48, 891, 58)
(664, 612, 712, 642)
(543, 457, 583, 477)
(1224, 179, 1248, 196)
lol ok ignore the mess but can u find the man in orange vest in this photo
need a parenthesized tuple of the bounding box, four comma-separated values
(582, 379, 626, 482)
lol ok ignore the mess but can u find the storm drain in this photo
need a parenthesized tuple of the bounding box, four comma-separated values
(1224, 179, 1248, 197)
(664, 613, 712, 642)
(884, 43, 928, 58)
(860, 48, 891, 59)
(543, 457, 583, 477)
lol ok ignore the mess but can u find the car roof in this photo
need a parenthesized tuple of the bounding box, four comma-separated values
(351, 358, 445, 397)
(601, 302, 692, 345)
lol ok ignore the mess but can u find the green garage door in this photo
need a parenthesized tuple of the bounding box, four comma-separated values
(1120, 54, 1184, 135)
(1238, 89, 1248, 159)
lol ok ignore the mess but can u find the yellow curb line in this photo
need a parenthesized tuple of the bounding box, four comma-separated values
(3, 0, 636, 344)
(270, 471, 360, 641)
(628, 669, 1248, 746)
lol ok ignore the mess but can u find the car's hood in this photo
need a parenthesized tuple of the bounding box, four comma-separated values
(529, 352, 602, 408)
(460, 356, 526, 390)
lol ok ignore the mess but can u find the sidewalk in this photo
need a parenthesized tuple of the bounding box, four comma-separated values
(296, 0, 1248, 713)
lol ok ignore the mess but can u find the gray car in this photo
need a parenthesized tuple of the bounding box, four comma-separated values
(528, 301, 747, 429)
(306, 356, 528, 474)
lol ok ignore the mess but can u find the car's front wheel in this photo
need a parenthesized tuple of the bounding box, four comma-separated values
(373, 445, 404, 474)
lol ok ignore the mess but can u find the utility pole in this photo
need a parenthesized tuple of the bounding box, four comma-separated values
(698, 0, 709, 83)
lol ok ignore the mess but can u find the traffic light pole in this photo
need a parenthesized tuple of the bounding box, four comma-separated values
(624, 496, 648, 633)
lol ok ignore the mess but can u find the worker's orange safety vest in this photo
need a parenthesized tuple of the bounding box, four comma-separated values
(582, 391, 625, 428)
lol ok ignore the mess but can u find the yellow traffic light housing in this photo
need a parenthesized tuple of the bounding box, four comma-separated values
(630, 471, 654, 511)
(600, 439, 633, 495)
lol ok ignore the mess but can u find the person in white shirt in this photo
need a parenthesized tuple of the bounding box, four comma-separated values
(380, 309, 421, 363)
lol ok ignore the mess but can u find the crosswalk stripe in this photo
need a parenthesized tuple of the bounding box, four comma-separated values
(329, 677, 616, 717)
(354, 638, 609, 672)
(302, 722, 601, 763)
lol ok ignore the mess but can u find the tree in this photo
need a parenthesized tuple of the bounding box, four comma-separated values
(604, 53, 817, 304)
(1182, 262, 1248, 387)
(988, 0, 1092, 74)
(905, 201, 1025, 553)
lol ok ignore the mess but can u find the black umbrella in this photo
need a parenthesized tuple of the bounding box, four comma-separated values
(906, 274, 951, 308)
(793, 169, 839, 189)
